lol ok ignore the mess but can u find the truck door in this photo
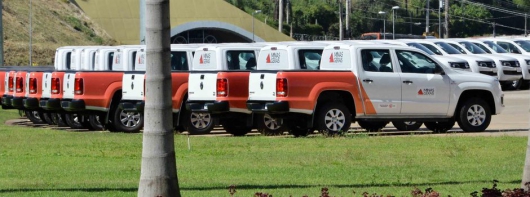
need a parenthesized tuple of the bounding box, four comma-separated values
(358, 49, 402, 115)
(189, 49, 218, 101)
(395, 50, 450, 115)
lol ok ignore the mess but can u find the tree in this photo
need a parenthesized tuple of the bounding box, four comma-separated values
(137, 0, 180, 196)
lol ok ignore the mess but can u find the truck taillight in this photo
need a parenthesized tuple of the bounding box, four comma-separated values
(276, 78, 287, 97)
(29, 78, 37, 94)
(8, 77, 13, 92)
(74, 78, 83, 95)
(216, 78, 227, 97)
(15, 77, 23, 93)
(51, 78, 60, 94)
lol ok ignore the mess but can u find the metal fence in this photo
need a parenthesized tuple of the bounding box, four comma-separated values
(292, 33, 340, 41)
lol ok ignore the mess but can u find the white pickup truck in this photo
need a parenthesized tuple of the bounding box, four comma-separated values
(185, 43, 267, 135)
(247, 43, 504, 135)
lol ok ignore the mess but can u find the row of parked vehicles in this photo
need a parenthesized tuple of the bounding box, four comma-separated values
(1, 37, 516, 136)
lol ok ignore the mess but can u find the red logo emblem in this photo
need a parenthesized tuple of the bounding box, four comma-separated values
(418, 89, 423, 95)
(266, 54, 271, 63)
(329, 53, 334, 63)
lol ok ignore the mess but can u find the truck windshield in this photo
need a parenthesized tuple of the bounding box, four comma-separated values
(419, 43, 443, 55)
(434, 42, 463, 54)
(406, 43, 436, 55)
(170, 51, 188, 71)
(226, 50, 256, 70)
(458, 41, 487, 54)
(482, 41, 509, 53)
(514, 40, 530, 52)
(298, 49, 323, 70)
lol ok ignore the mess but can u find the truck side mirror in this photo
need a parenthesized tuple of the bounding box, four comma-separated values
(434, 66, 445, 75)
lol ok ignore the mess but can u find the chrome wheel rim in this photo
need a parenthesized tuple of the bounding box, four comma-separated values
(190, 112, 211, 129)
(466, 104, 486, 126)
(324, 108, 346, 131)
(404, 121, 416, 125)
(263, 114, 281, 130)
(32, 111, 42, 121)
(120, 110, 141, 127)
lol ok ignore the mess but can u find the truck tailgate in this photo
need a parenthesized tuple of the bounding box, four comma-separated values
(41, 72, 52, 99)
(62, 72, 76, 100)
(122, 72, 145, 101)
(248, 72, 277, 101)
(188, 72, 217, 101)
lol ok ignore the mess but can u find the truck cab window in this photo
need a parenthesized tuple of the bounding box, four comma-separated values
(170, 52, 188, 71)
(65, 52, 72, 70)
(297, 50, 323, 70)
(396, 50, 440, 74)
(131, 51, 137, 70)
(498, 42, 521, 54)
(107, 52, 114, 70)
(226, 50, 255, 70)
(361, 49, 393, 72)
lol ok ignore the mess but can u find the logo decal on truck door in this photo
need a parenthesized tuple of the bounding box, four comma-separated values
(417, 87, 435, 98)
(266, 53, 281, 63)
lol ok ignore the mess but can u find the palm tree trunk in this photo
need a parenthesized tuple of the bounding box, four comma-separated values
(522, 132, 530, 190)
(137, 0, 180, 196)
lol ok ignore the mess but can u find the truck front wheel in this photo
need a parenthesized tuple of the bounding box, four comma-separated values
(113, 109, 144, 133)
(257, 114, 286, 136)
(186, 112, 215, 135)
(357, 120, 388, 132)
(424, 119, 455, 133)
(316, 103, 351, 135)
(392, 121, 423, 131)
(456, 98, 491, 132)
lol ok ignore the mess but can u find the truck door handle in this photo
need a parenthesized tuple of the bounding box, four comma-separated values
(200, 75, 204, 80)
(362, 79, 373, 83)
(403, 80, 413, 84)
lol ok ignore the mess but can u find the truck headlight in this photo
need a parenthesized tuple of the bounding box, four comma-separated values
(449, 62, 458, 68)
(526, 59, 530, 65)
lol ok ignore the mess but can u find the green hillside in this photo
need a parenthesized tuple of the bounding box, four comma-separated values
(2, 0, 116, 66)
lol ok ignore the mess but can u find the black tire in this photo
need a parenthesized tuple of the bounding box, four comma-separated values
(184, 111, 215, 135)
(289, 127, 314, 137)
(42, 113, 56, 125)
(223, 124, 251, 136)
(456, 98, 491, 132)
(25, 110, 45, 124)
(424, 119, 455, 133)
(52, 113, 69, 127)
(112, 108, 144, 133)
(316, 103, 351, 136)
(501, 80, 519, 91)
(88, 115, 105, 131)
(64, 114, 85, 129)
(520, 79, 530, 90)
(392, 121, 423, 131)
(256, 113, 286, 136)
(357, 120, 388, 132)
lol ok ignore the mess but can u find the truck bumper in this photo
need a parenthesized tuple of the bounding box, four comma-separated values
(23, 97, 40, 109)
(186, 101, 229, 113)
(2, 95, 14, 109)
(61, 99, 86, 111)
(246, 101, 289, 114)
(118, 101, 144, 112)
(40, 98, 62, 111)
(11, 96, 25, 109)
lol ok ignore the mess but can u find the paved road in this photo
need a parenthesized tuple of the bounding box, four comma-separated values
(6, 90, 530, 137)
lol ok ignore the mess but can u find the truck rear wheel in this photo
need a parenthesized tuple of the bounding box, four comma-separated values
(456, 98, 491, 132)
(392, 121, 423, 131)
(186, 112, 215, 135)
(357, 120, 388, 132)
(424, 119, 455, 133)
(113, 108, 144, 133)
(88, 114, 105, 131)
(42, 113, 56, 125)
(257, 114, 286, 136)
(25, 110, 45, 124)
(65, 114, 85, 129)
(316, 103, 351, 135)
(52, 113, 68, 127)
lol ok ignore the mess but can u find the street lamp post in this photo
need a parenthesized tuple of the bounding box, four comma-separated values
(392, 6, 399, 40)
(378, 11, 386, 40)
(252, 10, 262, 43)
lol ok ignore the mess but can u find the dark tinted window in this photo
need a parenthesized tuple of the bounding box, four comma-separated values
(434, 42, 462, 54)
(226, 50, 256, 70)
(65, 52, 71, 70)
(107, 52, 114, 70)
(458, 41, 487, 54)
(406, 43, 435, 55)
(131, 51, 137, 70)
(170, 52, 189, 71)
(298, 49, 323, 70)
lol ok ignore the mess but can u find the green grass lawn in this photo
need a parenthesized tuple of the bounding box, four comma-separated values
(0, 110, 527, 196)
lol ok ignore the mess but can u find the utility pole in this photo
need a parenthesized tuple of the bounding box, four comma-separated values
(137, 0, 180, 196)
(425, 0, 430, 33)
(139, 0, 146, 44)
(339, 0, 343, 40)
(444, 0, 449, 38)
(524, 13, 528, 37)
(492, 22, 496, 37)
(29, 0, 32, 66)
(438, 0, 441, 38)
(345, 0, 351, 40)
(0, 0, 4, 66)
(286, 0, 289, 24)
(278, 0, 283, 33)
